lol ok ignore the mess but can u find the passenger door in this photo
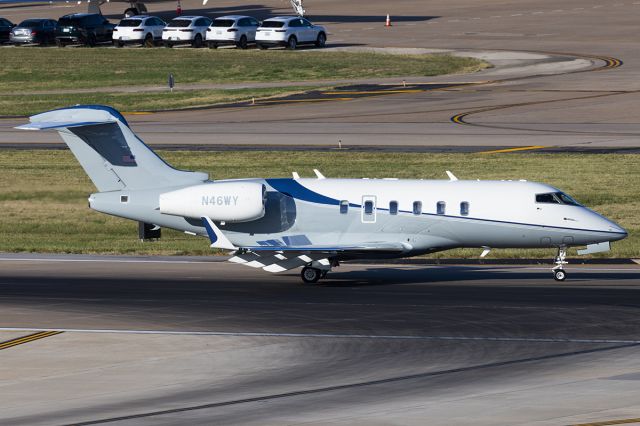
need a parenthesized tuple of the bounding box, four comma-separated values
(361, 196, 377, 223)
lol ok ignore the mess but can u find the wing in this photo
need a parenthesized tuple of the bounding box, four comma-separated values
(201, 217, 409, 273)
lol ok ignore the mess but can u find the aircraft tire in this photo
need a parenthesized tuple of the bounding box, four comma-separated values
(554, 269, 567, 281)
(301, 267, 321, 284)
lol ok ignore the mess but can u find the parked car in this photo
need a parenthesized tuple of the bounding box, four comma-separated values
(55, 13, 115, 47)
(255, 16, 326, 50)
(206, 15, 259, 49)
(0, 17, 15, 44)
(162, 16, 211, 48)
(10, 19, 57, 45)
(113, 15, 165, 47)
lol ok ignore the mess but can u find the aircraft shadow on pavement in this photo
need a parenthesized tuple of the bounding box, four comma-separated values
(320, 266, 640, 287)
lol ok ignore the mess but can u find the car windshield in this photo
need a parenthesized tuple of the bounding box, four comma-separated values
(260, 21, 284, 28)
(58, 17, 82, 26)
(118, 19, 142, 27)
(167, 19, 192, 27)
(212, 19, 235, 27)
(18, 20, 42, 28)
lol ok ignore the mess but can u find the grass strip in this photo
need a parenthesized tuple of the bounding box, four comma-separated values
(0, 150, 636, 258)
(0, 49, 486, 91)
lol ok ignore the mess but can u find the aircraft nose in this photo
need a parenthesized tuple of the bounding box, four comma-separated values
(600, 217, 627, 241)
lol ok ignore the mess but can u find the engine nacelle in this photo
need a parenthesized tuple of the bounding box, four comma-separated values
(159, 182, 266, 223)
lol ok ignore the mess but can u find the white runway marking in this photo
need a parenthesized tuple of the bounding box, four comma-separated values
(0, 327, 638, 344)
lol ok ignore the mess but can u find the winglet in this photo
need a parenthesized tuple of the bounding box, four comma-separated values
(446, 170, 458, 181)
(313, 169, 326, 179)
(201, 217, 237, 250)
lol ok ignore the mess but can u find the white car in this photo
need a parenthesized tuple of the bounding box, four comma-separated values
(256, 16, 326, 50)
(113, 15, 165, 47)
(206, 15, 259, 49)
(162, 16, 212, 48)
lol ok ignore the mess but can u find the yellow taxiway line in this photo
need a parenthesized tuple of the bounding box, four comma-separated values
(478, 146, 547, 154)
(0, 330, 63, 351)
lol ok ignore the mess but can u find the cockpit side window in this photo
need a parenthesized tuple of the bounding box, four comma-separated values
(535, 192, 582, 206)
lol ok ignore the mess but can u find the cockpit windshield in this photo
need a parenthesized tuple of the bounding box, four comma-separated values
(535, 192, 582, 206)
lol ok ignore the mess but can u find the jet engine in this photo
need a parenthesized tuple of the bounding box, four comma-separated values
(159, 182, 266, 223)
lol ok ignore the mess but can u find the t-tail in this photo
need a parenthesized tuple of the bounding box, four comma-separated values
(16, 105, 208, 191)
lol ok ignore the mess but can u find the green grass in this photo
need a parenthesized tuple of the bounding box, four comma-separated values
(0, 86, 321, 116)
(0, 150, 637, 259)
(0, 49, 486, 115)
(0, 49, 486, 91)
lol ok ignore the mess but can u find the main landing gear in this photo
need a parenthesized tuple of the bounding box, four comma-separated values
(300, 260, 335, 284)
(552, 246, 568, 281)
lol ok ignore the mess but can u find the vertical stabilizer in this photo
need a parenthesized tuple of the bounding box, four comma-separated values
(17, 105, 208, 192)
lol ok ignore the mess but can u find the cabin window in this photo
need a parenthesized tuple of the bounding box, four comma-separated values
(437, 201, 446, 215)
(364, 200, 374, 215)
(412, 201, 422, 215)
(120, 195, 129, 203)
(460, 201, 469, 216)
(389, 201, 398, 215)
(340, 200, 349, 214)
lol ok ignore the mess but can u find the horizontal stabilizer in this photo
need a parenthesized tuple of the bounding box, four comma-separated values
(15, 120, 114, 131)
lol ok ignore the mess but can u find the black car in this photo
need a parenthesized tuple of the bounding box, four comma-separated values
(55, 13, 114, 47)
(0, 17, 15, 44)
(10, 19, 57, 45)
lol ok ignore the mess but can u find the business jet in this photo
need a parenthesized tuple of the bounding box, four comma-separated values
(17, 105, 627, 283)
(0, 0, 305, 18)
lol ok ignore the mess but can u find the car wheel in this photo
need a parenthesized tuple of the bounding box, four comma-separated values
(143, 33, 153, 48)
(86, 33, 97, 47)
(237, 35, 247, 49)
(315, 32, 326, 48)
(192, 33, 203, 48)
(124, 7, 138, 18)
(55, 39, 65, 48)
(208, 41, 218, 49)
(165, 41, 173, 48)
(286, 35, 297, 50)
(258, 43, 268, 50)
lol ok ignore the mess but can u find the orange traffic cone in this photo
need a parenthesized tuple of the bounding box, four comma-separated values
(385, 14, 392, 27)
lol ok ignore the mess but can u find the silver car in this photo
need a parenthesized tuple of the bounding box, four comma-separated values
(206, 15, 259, 49)
(10, 19, 57, 45)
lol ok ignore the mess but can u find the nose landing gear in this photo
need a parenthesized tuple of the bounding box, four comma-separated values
(300, 259, 337, 284)
(552, 246, 568, 281)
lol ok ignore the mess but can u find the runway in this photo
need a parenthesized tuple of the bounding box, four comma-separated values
(1, 256, 640, 425)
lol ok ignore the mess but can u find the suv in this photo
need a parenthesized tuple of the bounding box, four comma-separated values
(256, 16, 326, 50)
(206, 15, 259, 49)
(10, 19, 57, 45)
(162, 16, 211, 48)
(113, 15, 165, 47)
(55, 13, 115, 47)
(0, 18, 15, 44)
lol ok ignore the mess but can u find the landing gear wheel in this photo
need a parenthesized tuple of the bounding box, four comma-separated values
(301, 266, 321, 284)
(124, 7, 139, 18)
(237, 35, 247, 49)
(551, 246, 569, 281)
(286, 35, 297, 50)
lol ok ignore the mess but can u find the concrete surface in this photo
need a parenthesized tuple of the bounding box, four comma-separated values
(0, 255, 639, 425)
